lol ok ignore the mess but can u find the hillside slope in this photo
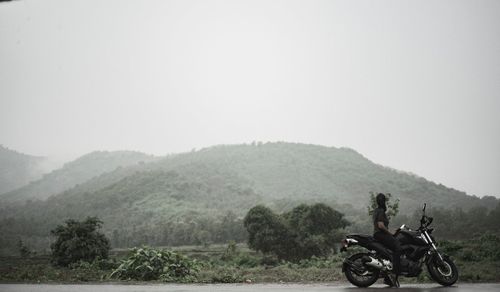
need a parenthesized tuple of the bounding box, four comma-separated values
(0, 145, 46, 195)
(0, 150, 158, 203)
(45, 142, 492, 212)
(0, 142, 496, 253)
(151, 143, 492, 212)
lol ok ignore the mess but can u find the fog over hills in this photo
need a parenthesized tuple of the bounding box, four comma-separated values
(0, 142, 497, 254)
(0, 150, 159, 203)
(1, 142, 495, 210)
(0, 145, 47, 194)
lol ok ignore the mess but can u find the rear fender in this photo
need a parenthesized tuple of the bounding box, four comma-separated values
(341, 238, 359, 252)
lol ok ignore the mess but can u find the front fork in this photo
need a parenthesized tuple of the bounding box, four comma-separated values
(421, 230, 446, 267)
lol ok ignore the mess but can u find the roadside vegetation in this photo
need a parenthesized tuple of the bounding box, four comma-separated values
(1, 238, 499, 283)
(2, 143, 499, 256)
(1, 203, 500, 284)
(244, 203, 348, 261)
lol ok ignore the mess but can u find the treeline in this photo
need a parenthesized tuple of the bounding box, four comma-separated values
(397, 203, 500, 240)
(2, 200, 500, 256)
(0, 211, 248, 255)
(4, 199, 500, 255)
(109, 212, 247, 248)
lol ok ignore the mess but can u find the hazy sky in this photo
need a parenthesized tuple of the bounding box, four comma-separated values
(1, 0, 499, 197)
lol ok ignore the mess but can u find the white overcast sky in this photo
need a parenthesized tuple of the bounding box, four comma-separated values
(1, 0, 499, 197)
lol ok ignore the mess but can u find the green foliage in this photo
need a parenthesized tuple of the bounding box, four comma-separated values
(394, 203, 500, 240)
(50, 217, 110, 267)
(68, 257, 117, 271)
(208, 267, 244, 283)
(285, 254, 343, 269)
(217, 241, 261, 268)
(222, 240, 238, 260)
(1, 150, 157, 204)
(110, 246, 200, 281)
(367, 192, 400, 220)
(2, 233, 500, 283)
(244, 203, 349, 261)
(17, 239, 31, 258)
(1, 142, 499, 254)
(283, 203, 349, 259)
(244, 205, 291, 259)
(439, 234, 500, 262)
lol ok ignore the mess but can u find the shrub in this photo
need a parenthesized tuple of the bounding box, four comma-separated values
(17, 239, 31, 258)
(110, 246, 200, 281)
(210, 268, 244, 283)
(68, 257, 118, 271)
(50, 217, 110, 266)
(244, 204, 349, 261)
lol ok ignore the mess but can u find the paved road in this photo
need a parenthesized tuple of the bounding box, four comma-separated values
(0, 283, 499, 292)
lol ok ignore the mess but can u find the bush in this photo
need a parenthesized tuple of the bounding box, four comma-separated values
(17, 240, 31, 258)
(209, 267, 244, 283)
(439, 234, 500, 262)
(110, 246, 200, 282)
(50, 217, 110, 266)
(244, 204, 349, 261)
(68, 257, 118, 271)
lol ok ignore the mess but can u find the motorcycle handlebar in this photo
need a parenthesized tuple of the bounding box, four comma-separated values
(420, 215, 433, 229)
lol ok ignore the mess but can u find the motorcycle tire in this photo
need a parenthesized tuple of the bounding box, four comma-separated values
(343, 253, 380, 287)
(427, 255, 458, 286)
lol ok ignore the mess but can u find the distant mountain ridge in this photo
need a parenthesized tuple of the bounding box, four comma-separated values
(1, 142, 495, 210)
(0, 142, 497, 253)
(0, 150, 159, 203)
(0, 145, 46, 195)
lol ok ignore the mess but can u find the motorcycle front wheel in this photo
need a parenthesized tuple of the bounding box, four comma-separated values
(427, 255, 458, 286)
(343, 253, 380, 287)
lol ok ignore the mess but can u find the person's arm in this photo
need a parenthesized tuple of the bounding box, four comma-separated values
(374, 209, 394, 235)
(376, 221, 394, 235)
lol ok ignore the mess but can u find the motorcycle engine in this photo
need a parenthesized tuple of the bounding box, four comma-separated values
(400, 256, 422, 276)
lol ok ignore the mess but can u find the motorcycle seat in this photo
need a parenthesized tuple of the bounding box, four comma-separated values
(347, 234, 374, 241)
(347, 234, 393, 259)
(369, 241, 393, 258)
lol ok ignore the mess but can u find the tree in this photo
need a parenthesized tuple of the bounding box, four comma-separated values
(284, 203, 349, 259)
(244, 204, 349, 261)
(243, 205, 291, 260)
(50, 217, 110, 266)
(367, 192, 399, 220)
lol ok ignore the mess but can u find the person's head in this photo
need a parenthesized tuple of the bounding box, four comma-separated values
(376, 193, 387, 211)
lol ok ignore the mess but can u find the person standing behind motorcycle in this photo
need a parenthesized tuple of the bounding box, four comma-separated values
(373, 193, 401, 287)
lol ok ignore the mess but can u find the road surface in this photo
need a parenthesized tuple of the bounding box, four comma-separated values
(0, 283, 499, 292)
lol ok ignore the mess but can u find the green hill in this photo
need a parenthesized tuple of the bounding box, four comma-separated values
(0, 145, 46, 195)
(0, 142, 497, 254)
(0, 150, 158, 204)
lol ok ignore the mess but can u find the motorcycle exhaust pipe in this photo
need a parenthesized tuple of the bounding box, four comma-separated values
(362, 255, 384, 270)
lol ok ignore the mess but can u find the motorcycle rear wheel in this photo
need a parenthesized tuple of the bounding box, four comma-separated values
(343, 253, 380, 287)
(427, 255, 458, 286)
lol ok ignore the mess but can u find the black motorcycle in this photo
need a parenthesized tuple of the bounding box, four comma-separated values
(341, 203, 458, 287)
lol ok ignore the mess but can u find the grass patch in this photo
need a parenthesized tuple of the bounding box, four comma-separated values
(2, 237, 500, 284)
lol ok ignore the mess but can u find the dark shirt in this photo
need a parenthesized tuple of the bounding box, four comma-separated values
(373, 207, 389, 234)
